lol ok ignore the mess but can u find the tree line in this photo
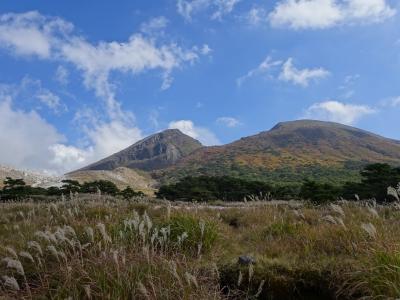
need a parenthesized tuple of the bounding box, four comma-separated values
(0, 178, 144, 201)
(157, 163, 400, 203)
(2, 163, 399, 203)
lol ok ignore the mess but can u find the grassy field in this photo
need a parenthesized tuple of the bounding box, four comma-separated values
(1, 196, 400, 299)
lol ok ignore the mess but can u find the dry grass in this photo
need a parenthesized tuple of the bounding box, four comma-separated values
(1, 196, 400, 299)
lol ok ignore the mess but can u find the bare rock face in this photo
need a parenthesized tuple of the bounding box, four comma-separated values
(74, 129, 203, 172)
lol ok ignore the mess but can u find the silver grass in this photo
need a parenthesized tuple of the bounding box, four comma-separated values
(388, 186, 400, 201)
(367, 206, 379, 218)
(83, 285, 91, 299)
(19, 251, 34, 263)
(96, 223, 111, 244)
(330, 204, 345, 217)
(85, 227, 94, 243)
(2, 275, 20, 291)
(361, 223, 377, 239)
(137, 281, 149, 299)
(322, 215, 337, 225)
(184, 272, 198, 288)
(4, 246, 18, 258)
(28, 241, 43, 256)
(237, 270, 243, 286)
(248, 264, 254, 283)
(255, 280, 266, 297)
(47, 245, 59, 261)
(3, 257, 25, 275)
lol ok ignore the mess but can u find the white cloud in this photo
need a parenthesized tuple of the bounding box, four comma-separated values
(86, 121, 142, 159)
(168, 120, 220, 145)
(212, 0, 242, 20)
(0, 93, 143, 174)
(269, 0, 395, 30)
(304, 100, 376, 125)
(140, 16, 169, 35)
(345, 0, 396, 22)
(200, 44, 212, 55)
(390, 97, 400, 107)
(380, 96, 400, 107)
(177, 0, 209, 21)
(0, 11, 72, 58)
(279, 58, 330, 87)
(36, 90, 63, 112)
(0, 11, 209, 119)
(338, 74, 360, 99)
(237, 56, 282, 86)
(59, 34, 206, 118)
(55, 65, 69, 85)
(0, 11, 211, 173)
(269, 0, 342, 29)
(246, 7, 269, 25)
(0, 99, 65, 173)
(49, 144, 91, 172)
(0, 77, 66, 114)
(216, 117, 242, 127)
(177, 0, 241, 21)
(238, 56, 328, 87)
(48, 120, 144, 173)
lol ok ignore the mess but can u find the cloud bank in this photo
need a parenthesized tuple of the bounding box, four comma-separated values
(0, 11, 210, 173)
(269, 0, 396, 30)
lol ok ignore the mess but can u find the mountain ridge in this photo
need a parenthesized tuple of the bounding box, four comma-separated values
(71, 119, 400, 185)
(75, 129, 203, 173)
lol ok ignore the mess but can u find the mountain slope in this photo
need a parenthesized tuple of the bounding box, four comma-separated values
(154, 120, 400, 184)
(66, 167, 156, 193)
(0, 166, 61, 188)
(75, 129, 203, 172)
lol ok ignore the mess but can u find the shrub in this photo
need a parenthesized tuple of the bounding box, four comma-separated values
(300, 180, 340, 204)
(156, 176, 273, 202)
(264, 221, 299, 238)
(167, 215, 218, 255)
(342, 251, 400, 299)
(118, 187, 145, 200)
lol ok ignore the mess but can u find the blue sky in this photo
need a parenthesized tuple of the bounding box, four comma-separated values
(0, 0, 400, 174)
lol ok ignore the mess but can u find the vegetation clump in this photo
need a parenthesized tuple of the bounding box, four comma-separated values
(157, 163, 400, 204)
(0, 178, 144, 201)
(1, 197, 400, 298)
(156, 176, 273, 202)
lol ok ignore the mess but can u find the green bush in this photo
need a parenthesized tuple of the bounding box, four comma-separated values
(264, 222, 299, 237)
(0, 177, 144, 201)
(167, 215, 218, 254)
(156, 176, 273, 202)
(300, 180, 340, 204)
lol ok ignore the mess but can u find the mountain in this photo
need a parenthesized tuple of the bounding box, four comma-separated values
(76, 129, 203, 172)
(0, 165, 62, 189)
(154, 120, 400, 184)
(0, 165, 156, 194)
(66, 167, 156, 193)
(75, 120, 400, 185)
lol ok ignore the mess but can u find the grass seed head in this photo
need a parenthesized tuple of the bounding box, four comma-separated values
(2, 275, 20, 291)
(361, 223, 377, 239)
(3, 257, 25, 275)
(19, 251, 34, 263)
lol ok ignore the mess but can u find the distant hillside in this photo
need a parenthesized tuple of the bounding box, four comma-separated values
(154, 120, 400, 184)
(75, 120, 400, 185)
(0, 166, 61, 188)
(66, 167, 156, 194)
(0, 165, 156, 194)
(76, 129, 203, 172)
